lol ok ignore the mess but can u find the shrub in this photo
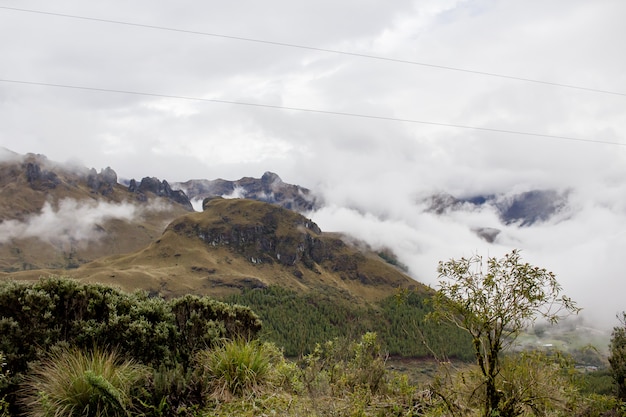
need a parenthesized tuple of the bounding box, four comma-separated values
(0, 353, 8, 417)
(301, 332, 387, 398)
(19, 346, 148, 417)
(138, 364, 201, 417)
(194, 339, 278, 401)
(0, 277, 262, 402)
(170, 295, 262, 365)
(431, 351, 579, 417)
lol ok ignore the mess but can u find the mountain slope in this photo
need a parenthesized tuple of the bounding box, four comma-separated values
(0, 152, 192, 271)
(2, 198, 421, 301)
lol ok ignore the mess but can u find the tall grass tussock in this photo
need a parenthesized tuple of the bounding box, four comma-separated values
(19, 347, 148, 417)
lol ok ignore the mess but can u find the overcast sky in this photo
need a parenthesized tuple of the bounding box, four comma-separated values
(1, 1, 626, 328)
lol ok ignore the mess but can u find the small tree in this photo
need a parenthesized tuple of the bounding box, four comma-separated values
(609, 312, 626, 401)
(430, 249, 579, 417)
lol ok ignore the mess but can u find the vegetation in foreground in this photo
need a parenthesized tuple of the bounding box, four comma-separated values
(1, 259, 626, 415)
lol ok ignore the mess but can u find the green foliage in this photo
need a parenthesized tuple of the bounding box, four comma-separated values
(301, 332, 387, 397)
(194, 339, 279, 400)
(18, 346, 148, 417)
(379, 289, 473, 361)
(0, 277, 261, 413)
(431, 351, 579, 417)
(169, 295, 262, 367)
(138, 364, 201, 417)
(430, 250, 580, 417)
(0, 277, 260, 369)
(225, 285, 474, 360)
(225, 286, 371, 356)
(575, 394, 626, 417)
(610, 312, 626, 400)
(575, 369, 616, 397)
(0, 353, 8, 417)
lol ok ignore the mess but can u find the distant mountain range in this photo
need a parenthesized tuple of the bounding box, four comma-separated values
(426, 189, 568, 226)
(172, 171, 319, 213)
(0, 149, 571, 275)
(0, 150, 418, 301)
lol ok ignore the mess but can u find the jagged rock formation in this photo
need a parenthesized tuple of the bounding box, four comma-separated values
(0, 152, 192, 271)
(174, 171, 319, 212)
(496, 190, 567, 226)
(87, 167, 117, 196)
(25, 160, 61, 191)
(172, 197, 327, 270)
(128, 177, 193, 210)
(426, 189, 568, 226)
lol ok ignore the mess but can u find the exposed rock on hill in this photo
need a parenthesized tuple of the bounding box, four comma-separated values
(87, 167, 117, 196)
(496, 190, 568, 226)
(128, 177, 193, 210)
(0, 153, 192, 272)
(178, 197, 323, 268)
(46, 198, 419, 300)
(426, 189, 568, 226)
(174, 171, 319, 212)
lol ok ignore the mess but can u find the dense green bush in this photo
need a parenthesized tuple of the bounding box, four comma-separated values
(379, 289, 473, 360)
(301, 332, 387, 397)
(0, 277, 261, 413)
(0, 353, 8, 417)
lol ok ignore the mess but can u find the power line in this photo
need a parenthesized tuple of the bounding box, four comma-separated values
(1, 78, 623, 147)
(1, 5, 625, 98)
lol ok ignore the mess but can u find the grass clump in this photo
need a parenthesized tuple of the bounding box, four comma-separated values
(19, 346, 148, 417)
(195, 339, 279, 401)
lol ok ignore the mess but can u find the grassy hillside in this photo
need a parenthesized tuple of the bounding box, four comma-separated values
(0, 153, 190, 272)
(0, 197, 475, 361)
(4, 198, 419, 299)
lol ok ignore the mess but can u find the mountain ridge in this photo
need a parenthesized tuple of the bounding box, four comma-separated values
(2, 196, 420, 301)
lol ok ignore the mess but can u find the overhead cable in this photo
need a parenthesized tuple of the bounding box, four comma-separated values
(0, 6, 624, 98)
(1, 78, 623, 147)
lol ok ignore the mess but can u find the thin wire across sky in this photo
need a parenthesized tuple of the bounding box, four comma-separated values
(0, 6, 624, 147)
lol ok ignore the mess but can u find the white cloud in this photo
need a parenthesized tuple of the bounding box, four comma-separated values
(0, 198, 170, 247)
(1, 0, 625, 328)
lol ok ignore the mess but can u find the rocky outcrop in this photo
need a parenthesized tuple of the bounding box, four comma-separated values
(170, 207, 328, 269)
(128, 177, 193, 211)
(165, 198, 396, 286)
(173, 171, 319, 212)
(87, 167, 117, 196)
(426, 189, 568, 227)
(25, 160, 60, 191)
(496, 190, 567, 226)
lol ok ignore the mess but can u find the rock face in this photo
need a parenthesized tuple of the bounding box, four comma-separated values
(426, 189, 568, 226)
(128, 177, 193, 211)
(87, 167, 117, 196)
(25, 160, 61, 191)
(163, 198, 406, 288)
(170, 198, 329, 270)
(174, 171, 319, 212)
(496, 190, 566, 226)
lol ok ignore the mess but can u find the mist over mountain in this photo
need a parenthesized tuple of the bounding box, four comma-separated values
(172, 171, 320, 213)
(427, 189, 569, 229)
(0, 149, 622, 330)
(0, 151, 192, 271)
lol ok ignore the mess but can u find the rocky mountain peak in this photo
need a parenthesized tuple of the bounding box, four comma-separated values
(128, 177, 193, 210)
(87, 167, 118, 196)
(173, 172, 319, 213)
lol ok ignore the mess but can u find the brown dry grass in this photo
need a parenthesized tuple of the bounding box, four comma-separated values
(1, 198, 421, 302)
